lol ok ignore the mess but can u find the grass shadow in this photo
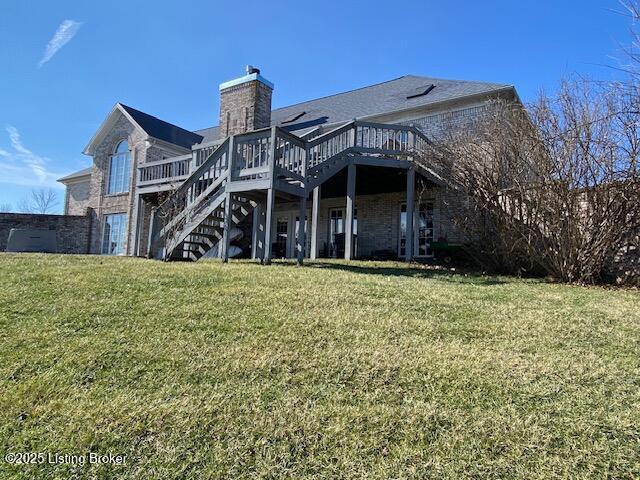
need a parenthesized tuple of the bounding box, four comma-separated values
(264, 259, 509, 286)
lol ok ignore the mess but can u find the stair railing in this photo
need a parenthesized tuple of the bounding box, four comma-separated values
(274, 128, 307, 183)
(147, 138, 231, 258)
(146, 120, 432, 259)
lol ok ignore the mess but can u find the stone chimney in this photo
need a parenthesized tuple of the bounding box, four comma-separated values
(218, 66, 273, 138)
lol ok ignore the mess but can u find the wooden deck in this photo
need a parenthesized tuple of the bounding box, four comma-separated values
(136, 121, 442, 263)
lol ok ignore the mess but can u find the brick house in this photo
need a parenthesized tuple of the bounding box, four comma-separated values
(58, 67, 520, 262)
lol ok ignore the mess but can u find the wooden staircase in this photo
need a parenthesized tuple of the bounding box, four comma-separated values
(145, 121, 436, 261)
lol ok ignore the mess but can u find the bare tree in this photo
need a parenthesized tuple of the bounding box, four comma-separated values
(18, 188, 60, 214)
(146, 181, 190, 260)
(416, 79, 640, 284)
(0, 203, 12, 212)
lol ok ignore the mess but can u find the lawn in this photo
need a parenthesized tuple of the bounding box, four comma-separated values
(0, 254, 638, 479)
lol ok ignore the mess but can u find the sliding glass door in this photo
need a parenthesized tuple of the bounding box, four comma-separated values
(399, 202, 434, 258)
(329, 208, 357, 258)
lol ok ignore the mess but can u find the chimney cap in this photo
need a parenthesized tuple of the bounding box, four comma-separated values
(219, 67, 274, 91)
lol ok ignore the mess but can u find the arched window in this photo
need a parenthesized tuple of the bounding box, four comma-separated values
(107, 140, 131, 194)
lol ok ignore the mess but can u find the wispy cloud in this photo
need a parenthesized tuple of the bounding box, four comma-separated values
(38, 20, 82, 68)
(0, 126, 63, 187)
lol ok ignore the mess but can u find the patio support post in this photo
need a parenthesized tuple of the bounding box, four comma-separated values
(263, 127, 278, 265)
(251, 202, 263, 260)
(345, 162, 356, 260)
(297, 195, 306, 266)
(310, 186, 320, 260)
(406, 167, 415, 262)
(263, 188, 275, 264)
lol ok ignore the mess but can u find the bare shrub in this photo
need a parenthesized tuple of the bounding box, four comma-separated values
(416, 79, 640, 284)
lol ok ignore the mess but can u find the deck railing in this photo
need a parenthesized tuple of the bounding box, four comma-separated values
(145, 121, 431, 258)
(148, 138, 230, 256)
(274, 128, 306, 181)
(232, 129, 272, 181)
(138, 155, 191, 186)
(139, 121, 430, 190)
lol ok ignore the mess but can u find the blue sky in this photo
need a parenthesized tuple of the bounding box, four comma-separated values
(0, 0, 632, 212)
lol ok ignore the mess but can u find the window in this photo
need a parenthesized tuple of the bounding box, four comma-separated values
(328, 208, 357, 258)
(102, 213, 127, 255)
(417, 203, 434, 256)
(399, 202, 434, 257)
(295, 215, 308, 255)
(107, 140, 131, 194)
(399, 205, 408, 257)
(275, 218, 289, 258)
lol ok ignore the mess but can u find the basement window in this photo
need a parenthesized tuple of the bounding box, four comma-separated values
(406, 84, 435, 99)
(281, 111, 306, 124)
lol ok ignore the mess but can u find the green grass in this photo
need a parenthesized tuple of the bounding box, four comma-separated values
(0, 254, 638, 479)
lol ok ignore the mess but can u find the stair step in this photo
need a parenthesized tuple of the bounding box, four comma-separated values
(191, 231, 220, 240)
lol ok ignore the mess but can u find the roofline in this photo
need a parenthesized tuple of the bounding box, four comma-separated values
(297, 85, 519, 133)
(357, 85, 518, 122)
(57, 171, 91, 184)
(268, 74, 510, 114)
(82, 103, 149, 155)
(195, 84, 519, 136)
(146, 136, 192, 154)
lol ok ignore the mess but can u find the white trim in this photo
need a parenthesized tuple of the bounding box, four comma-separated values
(219, 72, 274, 90)
(145, 137, 191, 156)
(58, 174, 91, 185)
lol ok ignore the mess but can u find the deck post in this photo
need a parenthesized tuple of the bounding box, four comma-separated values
(251, 202, 263, 260)
(221, 191, 233, 262)
(263, 188, 275, 264)
(147, 207, 157, 258)
(345, 162, 356, 260)
(310, 186, 320, 260)
(190, 147, 198, 174)
(406, 167, 415, 262)
(297, 195, 307, 266)
(263, 127, 278, 265)
(132, 194, 144, 256)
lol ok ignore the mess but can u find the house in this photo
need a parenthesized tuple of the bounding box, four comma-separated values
(57, 67, 520, 262)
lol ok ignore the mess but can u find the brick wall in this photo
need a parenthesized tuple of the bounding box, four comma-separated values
(84, 111, 192, 256)
(87, 113, 140, 254)
(0, 212, 91, 254)
(401, 104, 489, 141)
(273, 187, 462, 259)
(219, 80, 272, 138)
(64, 177, 91, 215)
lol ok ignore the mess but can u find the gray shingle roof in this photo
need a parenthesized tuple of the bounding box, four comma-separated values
(63, 74, 514, 181)
(195, 75, 513, 142)
(57, 166, 92, 183)
(120, 104, 203, 149)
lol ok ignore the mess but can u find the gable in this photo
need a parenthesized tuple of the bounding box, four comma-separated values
(83, 105, 146, 155)
(119, 104, 203, 149)
(83, 103, 204, 156)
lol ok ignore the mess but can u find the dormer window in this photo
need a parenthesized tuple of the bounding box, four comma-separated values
(107, 140, 131, 194)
